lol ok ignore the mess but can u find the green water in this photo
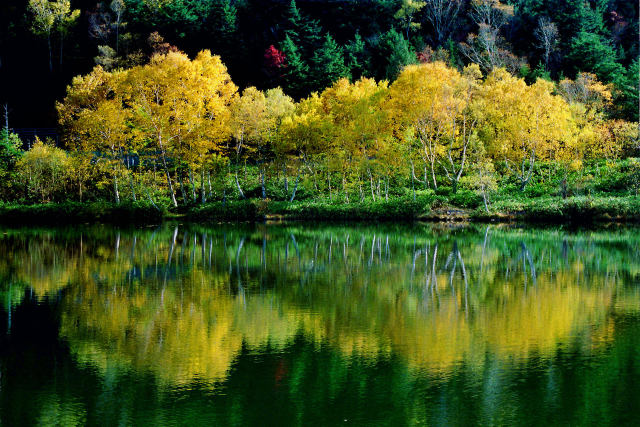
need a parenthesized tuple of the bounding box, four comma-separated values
(0, 223, 639, 426)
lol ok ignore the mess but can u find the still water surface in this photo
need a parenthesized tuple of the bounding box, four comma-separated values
(0, 223, 639, 426)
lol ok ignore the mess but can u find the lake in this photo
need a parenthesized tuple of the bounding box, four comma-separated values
(0, 223, 638, 426)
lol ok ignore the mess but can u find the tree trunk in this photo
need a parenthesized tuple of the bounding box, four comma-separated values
(200, 168, 206, 204)
(260, 166, 266, 199)
(385, 176, 389, 201)
(411, 164, 416, 201)
(179, 175, 187, 205)
(235, 170, 245, 199)
(145, 188, 160, 211)
(188, 168, 196, 202)
(130, 173, 137, 202)
(430, 158, 438, 189)
(159, 146, 178, 207)
(47, 33, 52, 72)
(289, 172, 300, 203)
(368, 169, 375, 201)
(165, 168, 178, 208)
(482, 186, 489, 213)
(113, 172, 120, 204)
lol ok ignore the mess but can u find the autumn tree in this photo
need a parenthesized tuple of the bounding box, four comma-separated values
(319, 77, 391, 201)
(394, 0, 426, 40)
(16, 138, 70, 202)
(28, 0, 79, 72)
(125, 51, 236, 207)
(477, 69, 577, 190)
(59, 50, 237, 207)
(58, 65, 129, 203)
(389, 62, 480, 192)
(423, 0, 461, 45)
(276, 94, 326, 202)
(230, 87, 294, 199)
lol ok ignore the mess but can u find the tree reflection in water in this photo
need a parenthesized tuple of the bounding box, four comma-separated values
(0, 223, 638, 425)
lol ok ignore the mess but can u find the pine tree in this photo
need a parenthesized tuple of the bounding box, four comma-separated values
(283, 0, 322, 62)
(375, 28, 417, 80)
(345, 33, 370, 80)
(311, 34, 350, 90)
(281, 35, 309, 98)
(284, 0, 303, 46)
(569, 32, 624, 84)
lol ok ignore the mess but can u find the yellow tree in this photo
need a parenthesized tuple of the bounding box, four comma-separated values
(276, 93, 326, 201)
(395, 0, 426, 40)
(319, 77, 390, 201)
(230, 87, 294, 199)
(477, 69, 575, 190)
(16, 138, 70, 202)
(28, 0, 79, 72)
(389, 62, 480, 191)
(438, 64, 482, 193)
(124, 50, 236, 207)
(230, 87, 267, 198)
(58, 66, 129, 203)
(262, 88, 295, 198)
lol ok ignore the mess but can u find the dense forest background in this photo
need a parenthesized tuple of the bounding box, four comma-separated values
(1, 0, 638, 129)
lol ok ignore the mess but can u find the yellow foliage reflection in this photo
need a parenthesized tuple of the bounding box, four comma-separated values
(1, 225, 638, 386)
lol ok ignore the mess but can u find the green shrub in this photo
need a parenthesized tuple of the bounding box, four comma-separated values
(448, 189, 482, 209)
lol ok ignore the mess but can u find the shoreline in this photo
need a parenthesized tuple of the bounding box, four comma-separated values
(0, 196, 638, 226)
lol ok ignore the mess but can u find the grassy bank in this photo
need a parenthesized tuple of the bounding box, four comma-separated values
(0, 195, 637, 225)
(186, 195, 640, 224)
(0, 201, 165, 224)
(474, 196, 640, 223)
(186, 195, 437, 222)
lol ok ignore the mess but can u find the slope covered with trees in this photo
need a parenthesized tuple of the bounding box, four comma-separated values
(0, 0, 637, 221)
(0, 0, 637, 127)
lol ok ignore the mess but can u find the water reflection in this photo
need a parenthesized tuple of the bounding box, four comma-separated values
(0, 224, 639, 425)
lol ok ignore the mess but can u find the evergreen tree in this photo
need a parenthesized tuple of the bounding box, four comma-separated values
(374, 28, 417, 80)
(569, 32, 624, 84)
(281, 35, 309, 98)
(615, 58, 639, 121)
(345, 32, 370, 80)
(284, 0, 303, 46)
(208, 0, 238, 65)
(311, 33, 350, 90)
(283, 0, 322, 62)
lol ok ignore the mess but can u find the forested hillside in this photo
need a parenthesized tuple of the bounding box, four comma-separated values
(0, 0, 638, 222)
(1, 0, 638, 127)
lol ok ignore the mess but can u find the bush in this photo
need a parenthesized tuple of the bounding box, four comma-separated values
(448, 189, 482, 209)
